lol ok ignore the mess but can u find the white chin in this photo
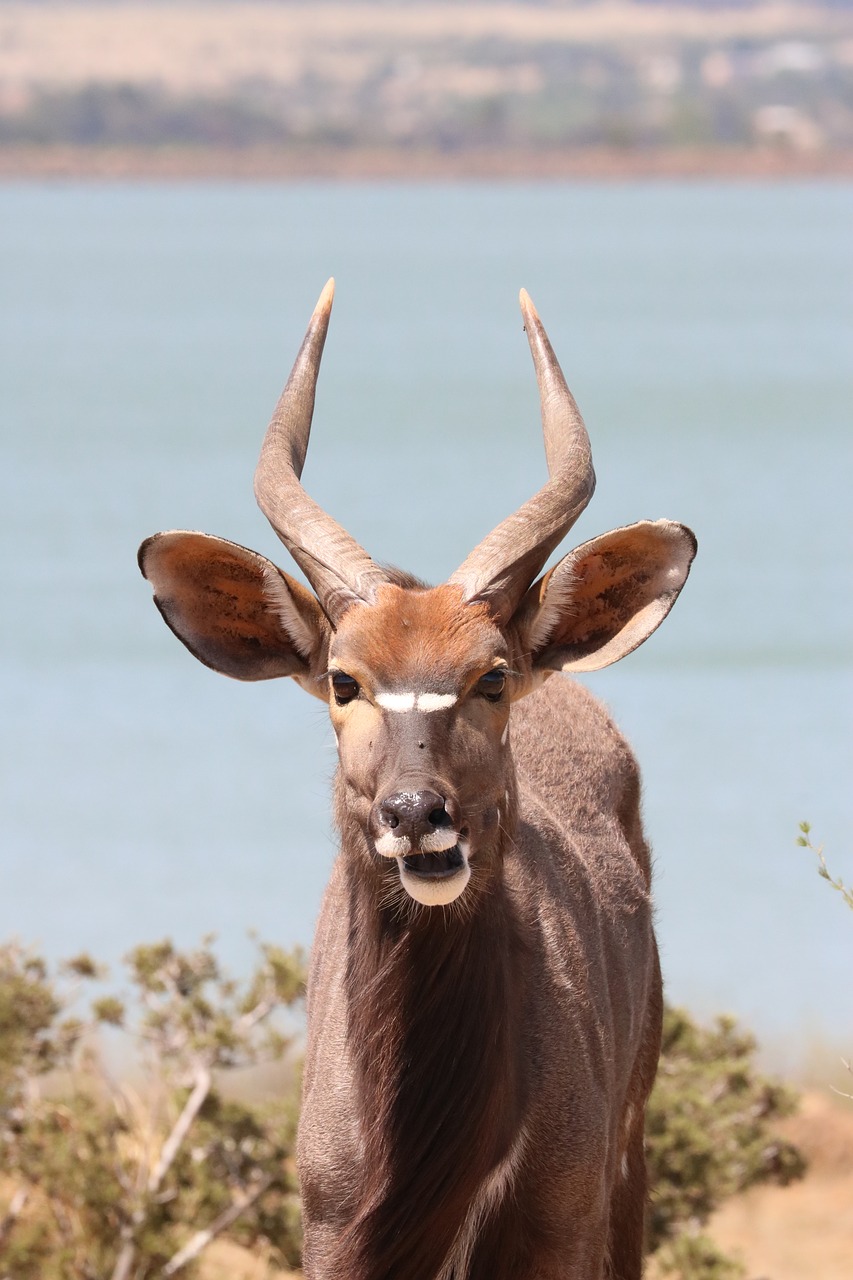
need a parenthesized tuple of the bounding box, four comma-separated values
(399, 860, 471, 907)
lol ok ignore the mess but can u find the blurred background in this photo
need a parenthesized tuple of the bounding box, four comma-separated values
(1, 1, 851, 1069)
(1, 0, 852, 174)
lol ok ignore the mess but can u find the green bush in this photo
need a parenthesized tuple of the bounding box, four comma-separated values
(0, 940, 805, 1278)
(0, 938, 306, 1278)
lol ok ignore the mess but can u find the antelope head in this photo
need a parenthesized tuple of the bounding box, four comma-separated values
(140, 282, 695, 909)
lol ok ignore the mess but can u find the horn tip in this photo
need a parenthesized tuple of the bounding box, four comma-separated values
(315, 277, 335, 316)
(519, 287, 538, 326)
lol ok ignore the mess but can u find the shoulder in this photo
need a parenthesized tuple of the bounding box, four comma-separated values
(511, 674, 638, 784)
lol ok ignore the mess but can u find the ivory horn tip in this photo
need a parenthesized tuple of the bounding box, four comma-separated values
(315, 277, 336, 316)
(518, 287, 539, 326)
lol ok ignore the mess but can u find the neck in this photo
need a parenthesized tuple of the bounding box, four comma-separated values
(335, 818, 529, 1280)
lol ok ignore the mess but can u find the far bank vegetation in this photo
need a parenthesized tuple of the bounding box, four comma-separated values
(0, 2, 851, 156)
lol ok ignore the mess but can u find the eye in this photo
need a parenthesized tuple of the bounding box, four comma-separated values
(477, 669, 507, 702)
(331, 672, 360, 705)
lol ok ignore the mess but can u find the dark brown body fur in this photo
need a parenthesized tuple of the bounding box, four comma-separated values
(298, 675, 662, 1280)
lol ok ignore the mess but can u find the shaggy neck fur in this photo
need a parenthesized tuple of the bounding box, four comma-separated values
(331, 792, 530, 1280)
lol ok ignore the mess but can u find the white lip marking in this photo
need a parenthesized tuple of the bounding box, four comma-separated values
(420, 829, 459, 853)
(397, 838, 470, 907)
(375, 691, 457, 713)
(399, 858, 470, 906)
(375, 831, 412, 858)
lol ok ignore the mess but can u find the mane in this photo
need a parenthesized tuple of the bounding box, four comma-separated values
(333, 811, 530, 1280)
(379, 564, 432, 590)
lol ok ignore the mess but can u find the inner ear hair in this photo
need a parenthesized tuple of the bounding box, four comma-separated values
(523, 561, 582, 657)
(261, 564, 325, 661)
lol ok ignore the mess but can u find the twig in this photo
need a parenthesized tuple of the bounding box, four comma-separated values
(0, 1187, 29, 1244)
(110, 1066, 212, 1280)
(831, 1057, 853, 1103)
(236, 993, 275, 1035)
(797, 822, 853, 910)
(160, 1173, 276, 1275)
(799, 826, 853, 1103)
(110, 1233, 137, 1280)
(148, 1065, 211, 1194)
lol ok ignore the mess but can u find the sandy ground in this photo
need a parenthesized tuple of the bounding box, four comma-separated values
(0, 3, 850, 95)
(709, 1090, 853, 1280)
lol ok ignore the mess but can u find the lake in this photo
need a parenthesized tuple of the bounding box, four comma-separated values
(1, 180, 850, 1060)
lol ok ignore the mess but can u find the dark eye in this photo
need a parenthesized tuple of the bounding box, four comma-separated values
(331, 672, 360, 705)
(477, 669, 507, 702)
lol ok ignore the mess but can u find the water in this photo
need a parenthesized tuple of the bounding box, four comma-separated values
(1, 181, 851, 1056)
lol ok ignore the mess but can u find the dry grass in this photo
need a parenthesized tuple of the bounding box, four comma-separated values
(202, 1239, 299, 1280)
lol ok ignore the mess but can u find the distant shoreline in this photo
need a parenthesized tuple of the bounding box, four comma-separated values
(3, 145, 853, 182)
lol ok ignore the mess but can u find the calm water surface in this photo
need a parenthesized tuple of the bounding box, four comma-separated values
(1, 182, 851, 1054)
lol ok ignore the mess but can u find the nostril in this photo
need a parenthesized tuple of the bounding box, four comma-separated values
(378, 790, 456, 839)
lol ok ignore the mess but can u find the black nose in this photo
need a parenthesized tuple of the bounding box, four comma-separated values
(379, 790, 452, 841)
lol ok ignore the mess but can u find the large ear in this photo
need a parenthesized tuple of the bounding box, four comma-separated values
(518, 520, 697, 674)
(138, 531, 329, 691)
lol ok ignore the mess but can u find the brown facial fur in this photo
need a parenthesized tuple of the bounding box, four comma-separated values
(331, 582, 506, 696)
(328, 583, 512, 874)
